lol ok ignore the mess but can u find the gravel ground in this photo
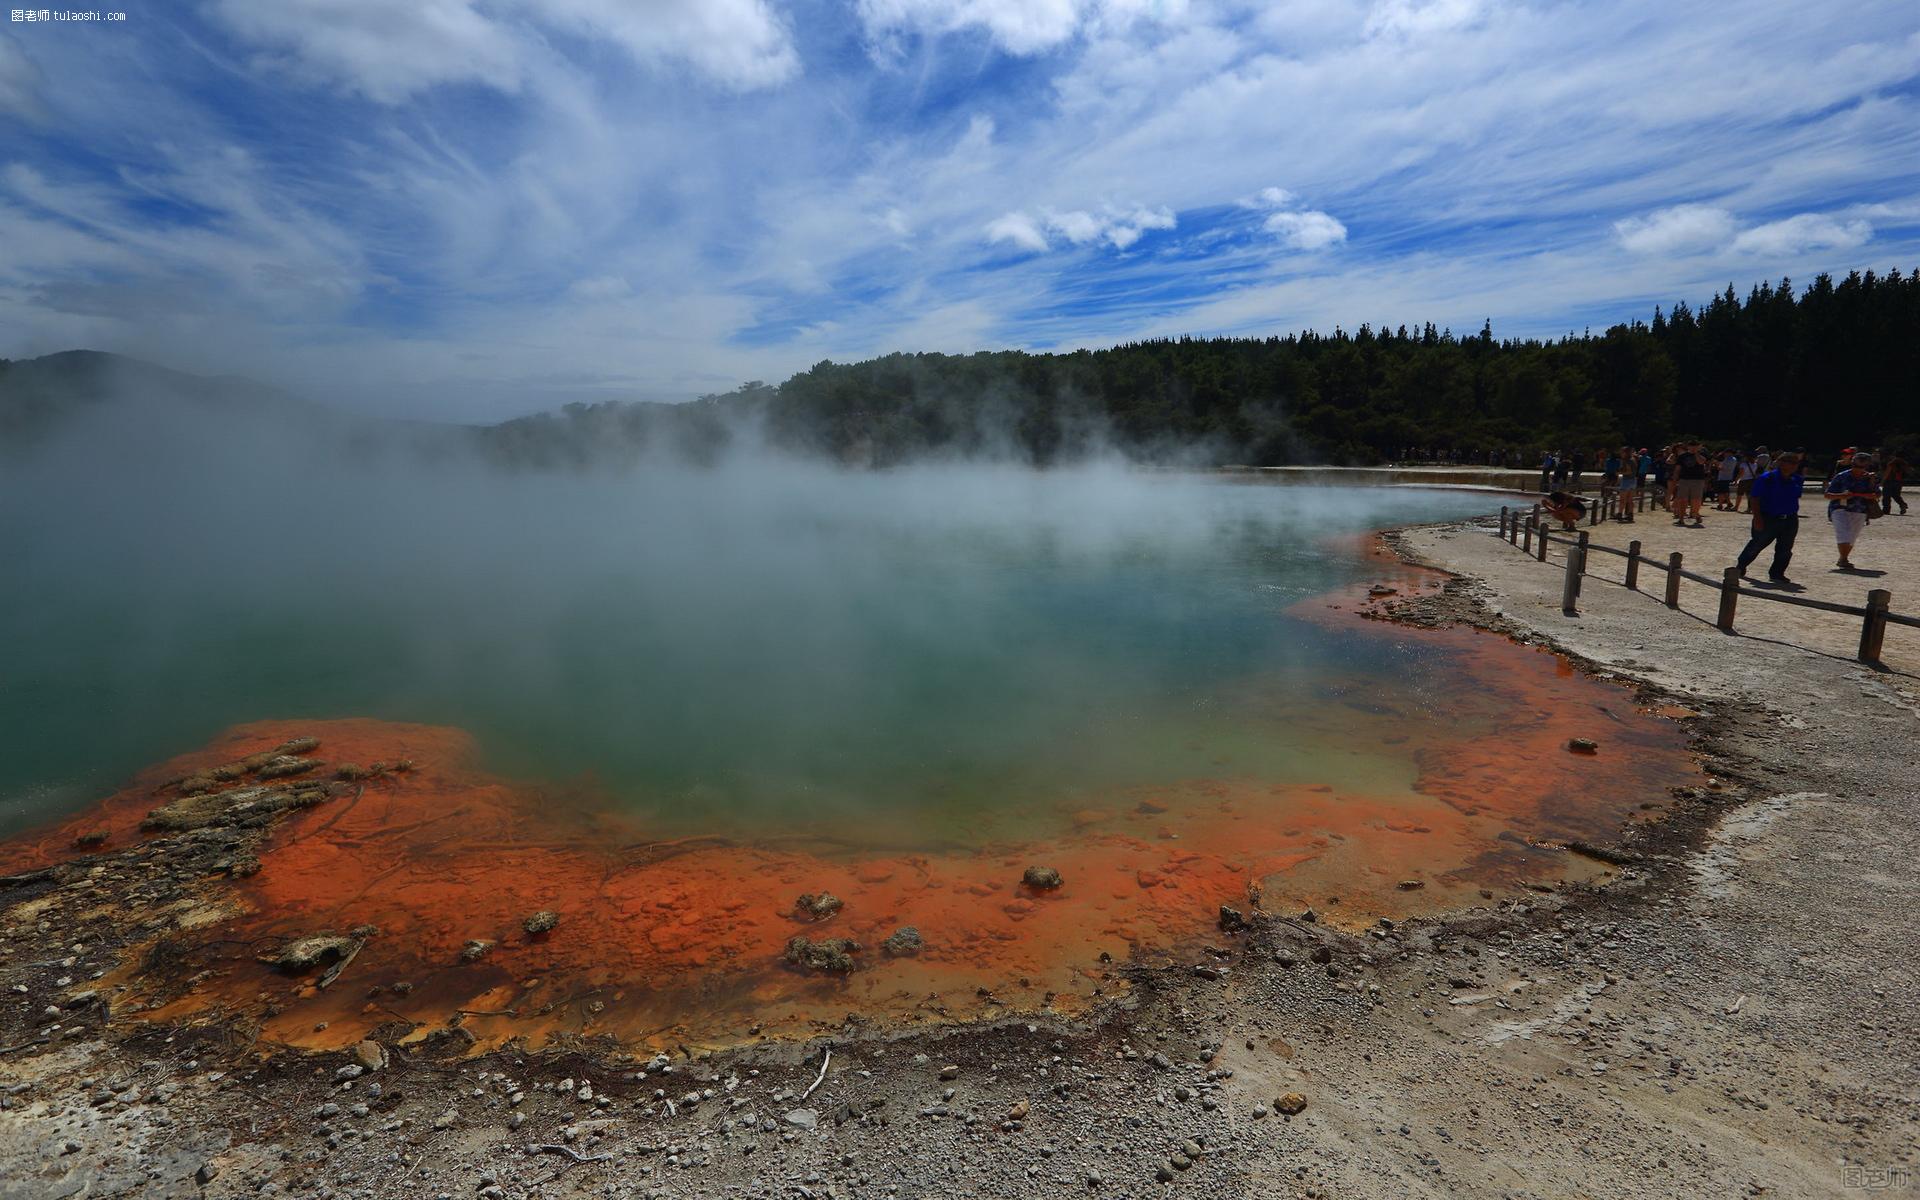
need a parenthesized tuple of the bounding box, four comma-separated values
(4, 513, 1916, 1200)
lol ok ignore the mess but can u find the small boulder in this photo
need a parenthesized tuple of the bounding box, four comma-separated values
(881, 926, 923, 957)
(1275, 1092, 1308, 1116)
(260, 935, 359, 971)
(523, 910, 559, 935)
(794, 892, 843, 921)
(1567, 738, 1599, 755)
(1397, 879, 1425, 890)
(784, 936, 860, 973)
(351, 1040, 387, 1072)
(1022, 866, 1063, 890)
(461, 939, 495, 961)
(1217, 905, 1247, 932)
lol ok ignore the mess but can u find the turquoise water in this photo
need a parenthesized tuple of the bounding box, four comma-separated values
(0, 452, 1497, 840)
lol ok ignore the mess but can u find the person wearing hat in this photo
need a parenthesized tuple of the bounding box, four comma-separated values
(1825, 452, 1881, 570)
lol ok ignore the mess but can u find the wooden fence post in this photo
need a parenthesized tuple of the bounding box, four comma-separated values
(1537, 520, 1551, 562)
(1859, 589, 1891, 663)
(1716, 566, 1740, 631)
(1625, 539, 1642, 591)
(1500, 506, 1509, 539)
(1665, 552, 1683, 609)
(1521, 513, 1533, 554)
(1561, 532, 1585, 615)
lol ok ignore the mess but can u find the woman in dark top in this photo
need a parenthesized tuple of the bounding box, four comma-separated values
(1883, 455, 1909, 515)
(1672, 442, 1709, 527)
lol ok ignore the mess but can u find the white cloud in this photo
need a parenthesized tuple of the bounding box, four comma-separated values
(856, 0, 1185, 57)
(1263, 209, 1348, 250)
(1613, 205, 1873, 257)
(207, 0, 798, 102)
(1100, 206, 1176, 249)
(1612, 204, 1737, 255)
(1047, 209, 1105, 244)
(985, 211, 1050, 252)
(986, 204, 1176, 252)
(1247, 186, 1347, 251)
(1730, 212, 1873, 256)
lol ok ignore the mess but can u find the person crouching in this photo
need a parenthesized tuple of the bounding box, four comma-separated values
(1545, 490, 1588, 529)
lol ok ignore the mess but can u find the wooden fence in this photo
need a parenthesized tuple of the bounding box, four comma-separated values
(1496, 502, 1915, 665)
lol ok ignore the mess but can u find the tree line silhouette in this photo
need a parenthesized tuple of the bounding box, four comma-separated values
(688, 268, 1917, 467)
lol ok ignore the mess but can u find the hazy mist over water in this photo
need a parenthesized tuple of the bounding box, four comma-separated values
(0, 403, 1499, 841)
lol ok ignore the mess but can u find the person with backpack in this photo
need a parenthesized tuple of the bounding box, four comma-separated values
(1826, 452, 1881, 570)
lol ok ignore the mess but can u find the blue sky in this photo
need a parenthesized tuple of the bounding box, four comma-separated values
(2, 0, 1917, 419)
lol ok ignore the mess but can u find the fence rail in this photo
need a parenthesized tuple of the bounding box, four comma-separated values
(1494, 502, 1908, 665)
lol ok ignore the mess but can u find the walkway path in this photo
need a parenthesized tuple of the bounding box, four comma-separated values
(1492, 497, 1919, 676)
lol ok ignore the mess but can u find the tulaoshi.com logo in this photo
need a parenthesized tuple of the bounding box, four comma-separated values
(12, 9, 128, 20)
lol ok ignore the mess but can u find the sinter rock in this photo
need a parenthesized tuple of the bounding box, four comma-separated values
(523, 910, 559, 935)
(881, 926, 924, 957)
(794, 892, 843, 921)
(784, 936, 860, 972)
(1022, 866, 1063, 890)
(260, 935, 359, 971)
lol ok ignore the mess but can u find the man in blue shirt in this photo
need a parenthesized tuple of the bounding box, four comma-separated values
(1736, 452, 1804, 583)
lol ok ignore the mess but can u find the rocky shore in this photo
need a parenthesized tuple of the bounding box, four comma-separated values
(5, 513, 1916, 1200)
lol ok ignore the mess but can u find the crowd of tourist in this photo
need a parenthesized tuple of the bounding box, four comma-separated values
(1533, 444, 1909, 585)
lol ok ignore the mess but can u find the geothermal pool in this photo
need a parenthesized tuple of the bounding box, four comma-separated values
(0, 463, 1697, 1050)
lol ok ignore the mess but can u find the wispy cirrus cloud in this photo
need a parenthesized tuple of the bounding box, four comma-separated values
(208, 0, 800, 100)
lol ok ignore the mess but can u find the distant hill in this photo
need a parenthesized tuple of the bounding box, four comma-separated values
(9, 268, 1917, 467)
(0, 350, 339, 446)
(0, 350, 742, 468)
